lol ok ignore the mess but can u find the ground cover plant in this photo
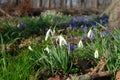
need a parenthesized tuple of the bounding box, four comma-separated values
(0, 10, 120, 80)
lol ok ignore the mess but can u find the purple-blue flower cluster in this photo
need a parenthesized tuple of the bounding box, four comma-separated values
(67, 43, 76, 52)
(63, 15, 109, 51)
(59, 15, 108, 34)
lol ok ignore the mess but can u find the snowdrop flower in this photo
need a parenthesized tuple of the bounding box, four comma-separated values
(94, 50, 99, 58)
(17, 23, 26, 30)
(45, 29, 53, 41)
(51, 29, 55, 36)
(28, 46, 33, 51)
(44, 46, 50, 53)
(78, 40, 83, 48)
(56, 35, 67, 47)
(87, 29, 94, 38)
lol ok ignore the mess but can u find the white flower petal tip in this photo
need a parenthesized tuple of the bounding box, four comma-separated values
(52, 29, 55, 36)
(28, 46, 33, 51)
(78, 40, 83, 48)
(56, 35, 67, 47)
(45, 29, 52, 41)
(45, 29, 55, 41)
(44, 46, 50, 53)
(87, 29, 93, 38)
(94, 50, 99, 58)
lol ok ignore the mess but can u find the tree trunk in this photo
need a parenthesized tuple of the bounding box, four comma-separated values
(70, 0, 72, 9)
(92, 0, 97, 10)
(78, 0, 82, 9)
(46, 0, 51, 8)
(102, 0, 120, 29)
(8, 0, 16, 6)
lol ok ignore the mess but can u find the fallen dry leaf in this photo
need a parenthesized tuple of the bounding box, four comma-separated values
(48, 75, 60, 80)
(116, 70, 120, 80)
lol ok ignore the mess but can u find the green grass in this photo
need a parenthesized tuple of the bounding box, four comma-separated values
(0, 41, 35, 80)
(34, 45, 72, 76)
(0, 14, 120, 80)
(6, 50, 34, 80)
(0, 34, 7, 79)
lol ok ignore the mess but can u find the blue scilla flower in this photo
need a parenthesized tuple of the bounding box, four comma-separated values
(101, 31, 107, 37)
(103, 23, 108, 27)
(91, 23, 98, 28)
(69, 24, 73, 30)
(92, 24, 98, 28)
(80, 24, 87, 28)
(74, 22, 79, 26)
(91, 35, 95, 40)
(103, 17, 108, 22)
(88, 21, 97, 28)
(82, 34, 87, 40)
(70, 35, 74, 39)
(73, 27, 78, 32)
(83, 27, 88, 33)
(72, 17, 77, 22)
(67, 43, 76, 51)
(80, 25, 85, 28)
(99, 19, 103, 24)
(77, 16, 85, 22)
(72, 21, 79, 27)
(17, 23, 26, 30)
(101, 31, 110, 37)
(98, 16, 109, 27)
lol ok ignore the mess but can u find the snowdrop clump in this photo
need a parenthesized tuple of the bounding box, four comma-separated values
(44, 46, 50, 53)
(28, 46, 33, 51)
(45, 29, 55, 41)
(78, 40, 83, 48)
(41, 10, 63, 18)
(56, 35, 67, 47)
(94, 50, 99, 58)
(87, 29, 94, 38)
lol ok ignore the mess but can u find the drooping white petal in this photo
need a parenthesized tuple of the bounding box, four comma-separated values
(94, 50, 99, 58)
(87, 29, 93, 38)
(28, 46, 33, 51)
(52, 29, 55, 36)
(59, 35, 67, 47)
(17, 24, 20, 28)
(78, 40, 83, 48)
(45, 29, 52, 41)
(57, 35, 67, 47)
(44, 46, 50, 53)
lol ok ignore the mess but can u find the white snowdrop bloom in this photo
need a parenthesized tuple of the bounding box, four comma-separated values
(94, 50, 99, 58)
(51, 29, 55, 36)
(28, 46, 33, 51)
(17, 24, 20, 28)
(87, 29, 93, 38)
(44, 46, 50, 53)
(78, 40, 83, 48)
(56, 35, 67, 47)
(45, 29, 53, 41)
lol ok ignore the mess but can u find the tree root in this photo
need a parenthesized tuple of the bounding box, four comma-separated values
(69, 51, 113, 80)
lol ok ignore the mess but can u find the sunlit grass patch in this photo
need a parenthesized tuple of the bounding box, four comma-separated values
(0, 13, 120, 80)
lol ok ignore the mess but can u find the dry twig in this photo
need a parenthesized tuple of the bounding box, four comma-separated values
(0, 8, 12, 18)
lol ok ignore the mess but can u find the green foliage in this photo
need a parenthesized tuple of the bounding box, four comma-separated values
(32, 44, 72, 76)
(0, 34, 7, 79)
(105, 29, 120, 75)
(0, 14, 120, 80)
